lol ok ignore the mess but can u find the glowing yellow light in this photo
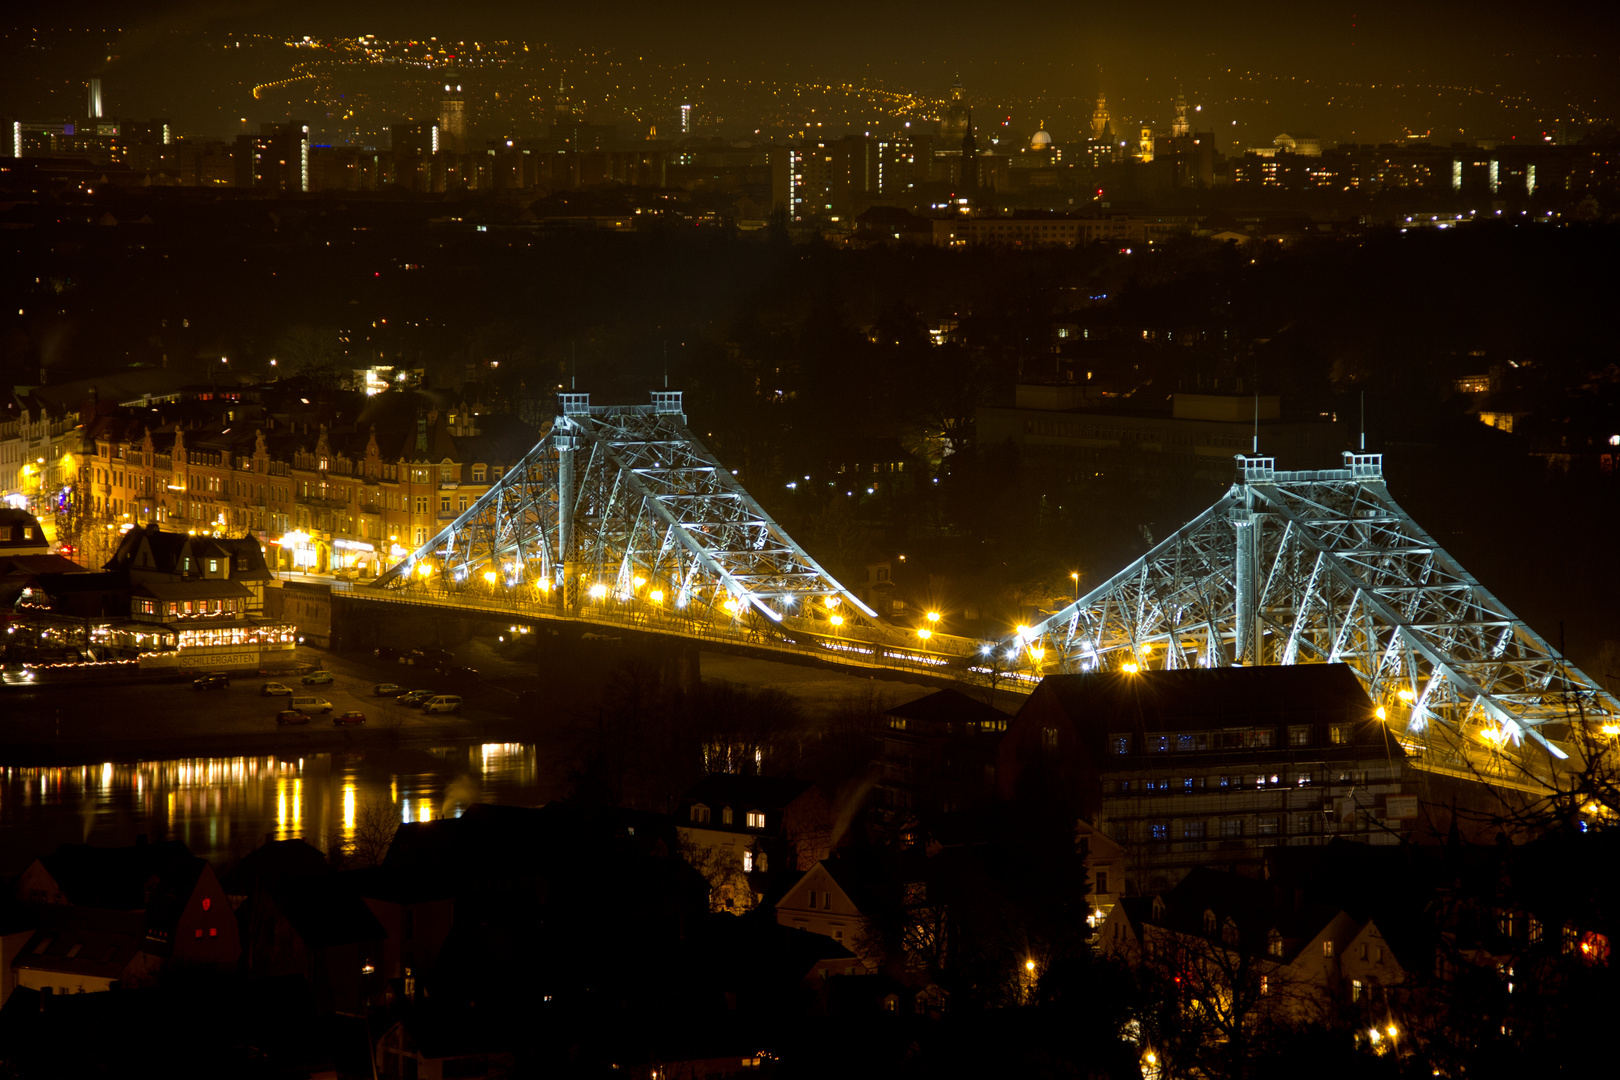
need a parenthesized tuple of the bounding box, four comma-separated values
(926, 611, 940, 623)
(416, 562, 431, 577)
(830, 614, 844, 627)
(1387, 1025, 1398, 1039)
(633, 576, 647, 589)
(1397, 688, 1415, 702)
(649, 589, 664, 604)
(917, 628, 932, 641)
(1375, 706, 1387, 720)
(1122, 662, 1141, 674)
(483, 570, 497, 584)
(723, 599, 738, 613)
(1029, 647, 1045, 662)
(588, 583, 609, 600)
(1368, 1028, 1382, 1044)
(824, 596, 840, 609)
(1015, 624, 1030, 639)
(1024, 959, 1036, 972)
(343, 782, 356, 832)
(1602, 725, 1620, 736)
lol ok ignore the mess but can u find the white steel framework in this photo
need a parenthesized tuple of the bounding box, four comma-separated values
(1007, 453, 1619, 763)
(375, 392, 880, 639)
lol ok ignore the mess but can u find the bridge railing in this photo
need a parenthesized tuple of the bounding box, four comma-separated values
(340, 584, 1027, 689)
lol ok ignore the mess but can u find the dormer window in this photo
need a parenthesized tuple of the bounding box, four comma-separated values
(746, 811, 766, 829)
(1204, 910, 1218, 936)
(208, 559, 218, 574)
(721, 807, 734, 825)
(1268, 929, 1284, 957)
(473, 465, 487, 482)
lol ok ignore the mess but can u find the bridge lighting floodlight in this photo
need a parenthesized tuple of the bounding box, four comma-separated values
(649, 589, 664, 604)
(1602, 724, 1620, 736)
(829, 614, 844, 628)
(824, 596, 840, 609)
(633, 576, 647, 589)
(483, 570, 497, 584)
(1122, 661, 1141, 674)
(917, 628, 932, 641)
(588, 583, 609, 600)
(1375, 706, 1388, 721)
(981, 645, 993, 655)
(1029, 647, 1045, 662)
(723, 598, 738, 614)
(415, 562, 431, 578)
(1397, 689, 1415, 702)
(926, 611, 940, 623)
(1015, 624, 1030, 641)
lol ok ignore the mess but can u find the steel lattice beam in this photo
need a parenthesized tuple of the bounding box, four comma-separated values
(1005, 453, 1619, 765)
(374, 392, 879, 640)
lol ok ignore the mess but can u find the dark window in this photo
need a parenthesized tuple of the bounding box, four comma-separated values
(1095, 871, 1109, 896)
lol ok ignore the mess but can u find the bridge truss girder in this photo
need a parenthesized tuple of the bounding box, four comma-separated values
(374, 392, 879, 639)
(1010, 453, 1619, 763)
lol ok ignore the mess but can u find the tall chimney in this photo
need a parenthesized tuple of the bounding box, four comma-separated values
(88, 78, 103, 120)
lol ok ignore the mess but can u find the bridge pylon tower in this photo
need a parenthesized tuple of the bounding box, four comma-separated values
(375, 391, 881, 642)
(1002, 453, 1619, 775)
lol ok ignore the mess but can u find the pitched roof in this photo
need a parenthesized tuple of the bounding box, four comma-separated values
(1030, 663, 1382, 735)
(270, 876, 387, 949)
(885, 688, 1010, 727)
(131, 579, 253, 601)
(10, 908, 147, 980)
(38, 839, 204, 911)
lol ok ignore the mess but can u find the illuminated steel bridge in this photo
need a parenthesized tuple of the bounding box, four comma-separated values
(368, 395, 1615, 779)
(1000, 452, 1620, 779)
(368, 393, 975, 677)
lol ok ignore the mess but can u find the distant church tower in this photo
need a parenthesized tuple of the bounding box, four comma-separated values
(941, 77, 971, 144)
(438, 67, 466, 153)
(1171, 86, 1190, 138)
(1091, 93, 1112, 142)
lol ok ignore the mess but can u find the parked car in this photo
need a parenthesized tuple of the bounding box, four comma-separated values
(301, 670, 335, 685)
(275, 709, 310, 725)
(261, 682, 293, 696)
(407, 648, 454, 668)
(333, 710, 366, 726)
(192, 672, 230, 691)
(374, 646, 402, 663)
(290, 696, 334, 715)
(373, 683, 403, 696)
(422, 695, 463, 715)
(398, 690, 436, 708)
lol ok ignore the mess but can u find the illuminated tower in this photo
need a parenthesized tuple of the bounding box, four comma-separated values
(438, 67, 466, 153)
(1090, 93, 1111, 141)
(88, 77, 103, 120)
(1171, 86, 1190, 138)
(941, 77, 971, 144)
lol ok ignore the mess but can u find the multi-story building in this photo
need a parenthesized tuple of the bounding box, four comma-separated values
(998, 664, 1425, 893)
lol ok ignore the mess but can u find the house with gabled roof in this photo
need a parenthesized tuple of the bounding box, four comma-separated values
(678, 775, 832, 912)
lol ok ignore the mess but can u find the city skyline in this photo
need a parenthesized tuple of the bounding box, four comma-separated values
(2, 2, 1616, 148)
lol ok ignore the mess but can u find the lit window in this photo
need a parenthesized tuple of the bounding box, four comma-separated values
(1324, 940, 1335, 957)
(746, 811, 766, 829)
(721, 807, 733, 825)
(743, 850, 754, 873)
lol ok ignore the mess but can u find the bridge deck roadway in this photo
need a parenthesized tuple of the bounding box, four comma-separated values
(334, 583, 1039, 694)
(331, 585, 1570, 796)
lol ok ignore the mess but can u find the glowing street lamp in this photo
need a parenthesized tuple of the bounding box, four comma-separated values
(1122, 661, 1141, 674)
(926, 611, 940, 624)
(483, 570, 497, 585)
(917, 627, 932, 642)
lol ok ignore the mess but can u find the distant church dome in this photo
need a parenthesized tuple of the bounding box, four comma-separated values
(1031, 127, 1053, 149)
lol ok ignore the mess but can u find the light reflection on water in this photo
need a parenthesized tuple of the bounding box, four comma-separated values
(0, 743, 545, 871)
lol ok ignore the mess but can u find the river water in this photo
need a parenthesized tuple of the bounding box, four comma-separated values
(0, 742, 552, 874)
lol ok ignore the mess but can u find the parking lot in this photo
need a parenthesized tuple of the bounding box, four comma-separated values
(0, 645, 512, 755)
